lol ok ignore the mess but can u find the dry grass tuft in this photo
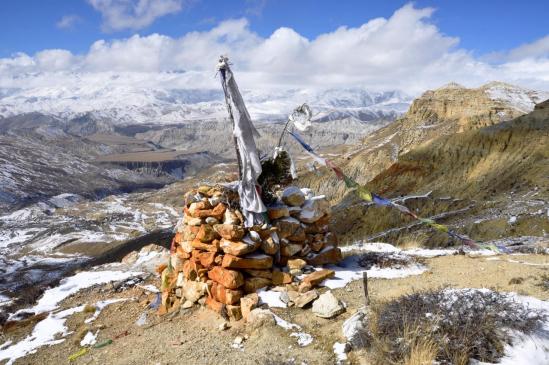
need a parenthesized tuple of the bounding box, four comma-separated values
(366, 288, 546, 365)
(397, 231, 429, 250)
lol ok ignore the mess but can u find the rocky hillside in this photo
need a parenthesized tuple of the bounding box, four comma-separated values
(297, 82, 549, 204)
(332, 99, 549, 245)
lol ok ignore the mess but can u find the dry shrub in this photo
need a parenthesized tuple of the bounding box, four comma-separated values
(367, 288, 545, 365)
(397, 231, 429, 250)
(357, 252, 422, 270)
(537, 273, 549, 291)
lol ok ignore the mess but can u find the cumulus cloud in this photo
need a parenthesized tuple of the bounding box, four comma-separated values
(1, 4, 548, 94)
(56, 14, 82, 29)
(88, 0, 183, 32)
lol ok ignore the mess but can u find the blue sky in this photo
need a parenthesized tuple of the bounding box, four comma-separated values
(1, 0, 547, 58)
(0, 1, 548, 94)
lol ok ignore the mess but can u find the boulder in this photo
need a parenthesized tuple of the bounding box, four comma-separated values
(312, 291, 345, 318)
(281, 186, 305, 207)
(305, 247, 342, 266)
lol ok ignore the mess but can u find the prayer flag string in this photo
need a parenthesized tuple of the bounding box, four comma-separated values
(288, 131, 506, 253)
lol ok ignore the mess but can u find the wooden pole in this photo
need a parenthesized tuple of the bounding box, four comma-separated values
(363, 271, 369, 306)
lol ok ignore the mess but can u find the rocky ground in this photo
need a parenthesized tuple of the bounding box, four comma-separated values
(1, 243, 548, 365)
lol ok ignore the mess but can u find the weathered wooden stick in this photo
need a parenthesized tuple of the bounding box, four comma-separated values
(363, 271, 369, 306)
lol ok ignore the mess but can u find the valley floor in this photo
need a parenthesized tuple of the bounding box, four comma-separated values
(2, 249, 548, 365)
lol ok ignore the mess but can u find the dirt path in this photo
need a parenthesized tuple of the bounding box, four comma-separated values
(5, 253, 548, 365)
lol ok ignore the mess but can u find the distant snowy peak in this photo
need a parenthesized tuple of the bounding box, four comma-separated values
(482, 81, 549, 114)
(0, 74, 412, 124)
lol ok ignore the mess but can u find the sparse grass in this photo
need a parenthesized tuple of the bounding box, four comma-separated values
(537, 273, 549, 291)
(508, 277, 524, 285)
(366, 288, 546, 365)
(397, 231, 429, 250)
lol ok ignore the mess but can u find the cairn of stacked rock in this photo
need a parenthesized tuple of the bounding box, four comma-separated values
(158, 184, 342, 320)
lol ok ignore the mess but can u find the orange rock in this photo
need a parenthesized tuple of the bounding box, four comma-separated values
(198, 251, 217, 268)
(305, 247, 342, 266)
(156, 263, 167, 275)
(275, 217, 301, 238)
(272, 271, 293, 285)
(195, 224, 218, 243)
(287, 226, 306, 242)
(220, 238, 259, 256)
(302, 269, 335, 287)
(176, 245, 191, 259)
(261, 236, 279, 255)
(222, 254, 273, 270)
(207, 266, 244, 289)
(243, 277, 272, 293)
(180, 225, 200, 241)
(191, 238, 219, 252)
(211, 282, 243, 305)
(308, 240, 324, 252)
(193, 203, 227, 220)
(182, 260, 203, 281)
(280, 242, 302, 257)
(214, 224, 245, 241)
(205, 296, 226, 316)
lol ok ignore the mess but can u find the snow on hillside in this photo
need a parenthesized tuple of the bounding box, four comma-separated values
(483, 81, 549, 114)
(0, 72, 412, 124)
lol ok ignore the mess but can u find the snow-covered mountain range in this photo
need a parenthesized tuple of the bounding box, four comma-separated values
(0, 72, 412, 124)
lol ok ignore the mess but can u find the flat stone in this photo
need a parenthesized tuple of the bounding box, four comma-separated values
(303, 269, 335, 287)
(198, 251, 216, 268)
(281, 242, 303, 257)
(208, 266, 244, 289)
(261, 234, 279, 255)
(312, 291, 345, 318)
(294, 290, 319, 308)
(275, 217, 301, 239)
(282, 186, 305, 207)
(243, 277, 272, 293)
(214, 224, 245, 241)
(287, 225, 306, 242)
(222, 253, 273, 270)
(287, 258, 306, 270)
(305, 247, 342, 266)
(206, 296, 226, 316)
(272, 271, 293, 285)
(243, 269, 272, 279)
(267, 205, 290, 220)
(220, 238, 259, 256)
(190, 238, 219, 252)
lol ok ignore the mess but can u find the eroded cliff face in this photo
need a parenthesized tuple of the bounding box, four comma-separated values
(296, 82, 548, 205)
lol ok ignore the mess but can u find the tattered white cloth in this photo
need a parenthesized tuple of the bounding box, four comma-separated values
(218, 57, 267, 227)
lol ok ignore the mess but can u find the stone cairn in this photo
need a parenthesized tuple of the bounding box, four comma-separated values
(158, 184, 343, 321)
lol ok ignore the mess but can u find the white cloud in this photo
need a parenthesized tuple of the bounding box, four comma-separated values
(88, 0, 183, 32)
(56, 14, 81, 29)
(1, 4, 548, 94)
